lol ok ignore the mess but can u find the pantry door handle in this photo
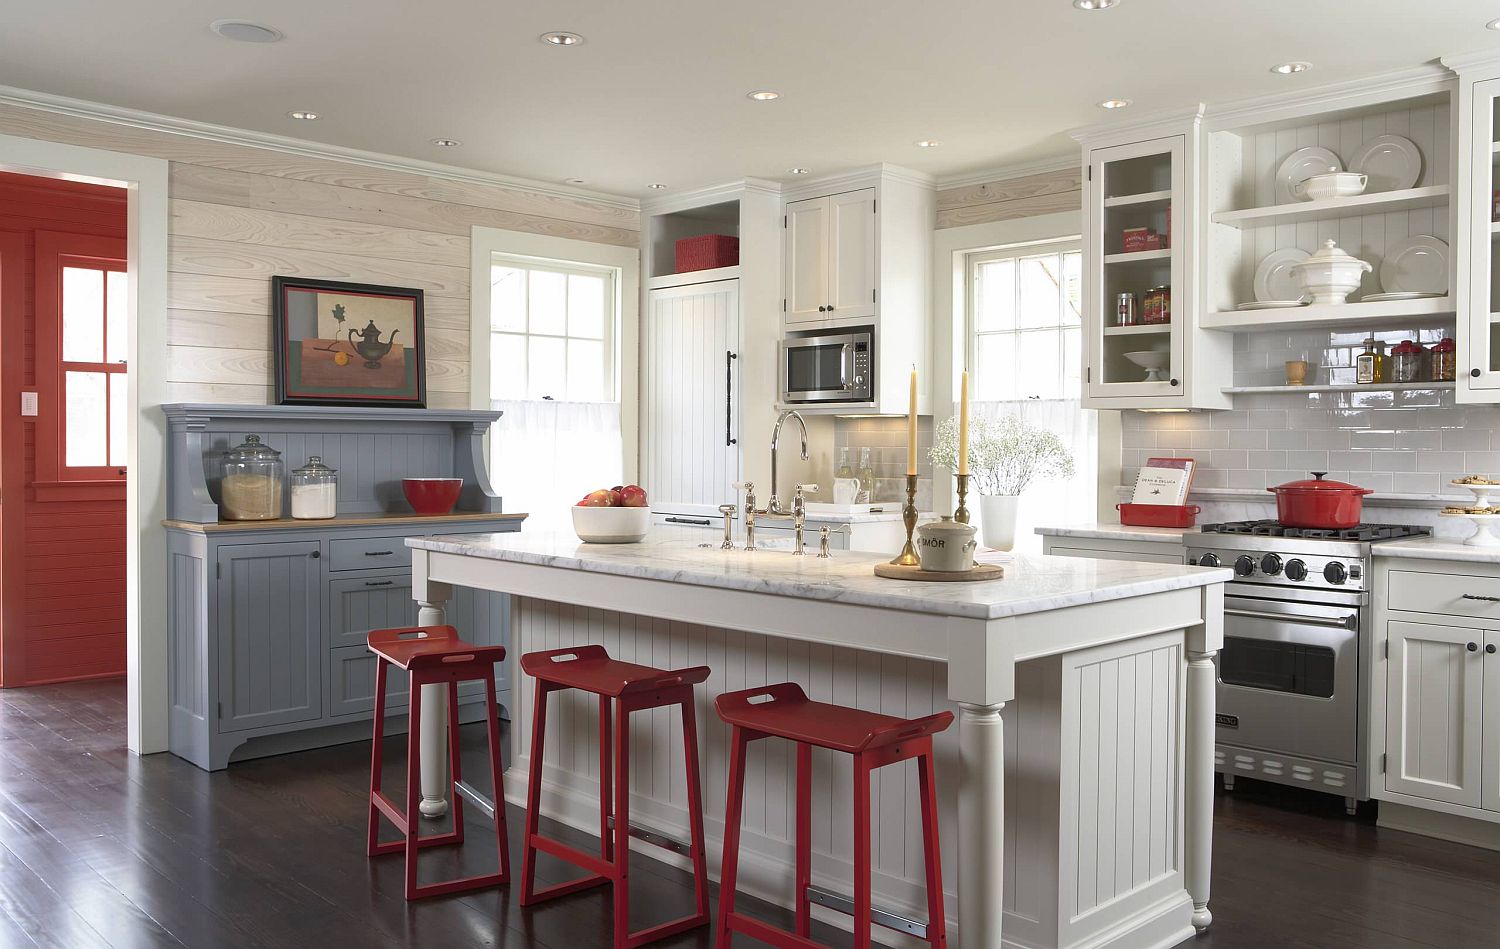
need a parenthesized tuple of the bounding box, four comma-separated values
(365, 580, 394, 588)
(726, 350, 738, 447)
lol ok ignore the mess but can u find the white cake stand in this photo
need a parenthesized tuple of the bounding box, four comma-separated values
(1441, 511, 1500, 547)
(1452, 481, 1500, 510)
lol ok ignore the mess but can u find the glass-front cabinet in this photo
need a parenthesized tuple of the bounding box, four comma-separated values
(1458, 63, 1500, 403)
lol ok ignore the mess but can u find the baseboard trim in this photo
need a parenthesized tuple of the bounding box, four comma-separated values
(1378, 801, 1500, 852)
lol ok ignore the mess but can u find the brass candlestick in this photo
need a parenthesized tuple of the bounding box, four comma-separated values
(954, 473, 971, 525)
(890, 474, 921, 566)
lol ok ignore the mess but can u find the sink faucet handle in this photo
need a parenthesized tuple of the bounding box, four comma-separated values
(717, 504, 737, 551)
(817, 525, 832, 559)
(732, 481, 754, 492)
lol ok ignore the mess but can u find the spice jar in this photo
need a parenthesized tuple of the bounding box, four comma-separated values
(1390, 340, 1424, 384)
(290, 456, 338, 520)
(220, 434, 284, 520)
(1431, 337, 1457, 382)
(1143, 285, 1171, 325)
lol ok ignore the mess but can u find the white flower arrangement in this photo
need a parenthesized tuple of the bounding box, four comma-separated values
(929, 414, 1075, 497)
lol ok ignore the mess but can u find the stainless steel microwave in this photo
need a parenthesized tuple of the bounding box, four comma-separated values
(780, 329, 873, 404)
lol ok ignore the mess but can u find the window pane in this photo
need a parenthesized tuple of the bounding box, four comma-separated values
(974, 259, 1015, 332)
(1061, 251, 1082, 326)
(109, 372, 127, 469)
(529, 270, 566, 336)
(974, 333, 1016, 402)
(65, 371, 107, 467)
(491, 265, 526, 332)
(568, 273, 607, 339)
(106, 270, 127, 363)
(1062, 327, 1082, 398)
(1017, 254, 1061, 329)
(491, 333, 527, 400)
(568, 339, 605, 401)
(1017, 330, 1062, 399)
(526, 336, 566, 400)
(63, 267, 104, 362)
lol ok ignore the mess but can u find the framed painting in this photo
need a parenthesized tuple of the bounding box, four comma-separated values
(272, 276, 426, 407)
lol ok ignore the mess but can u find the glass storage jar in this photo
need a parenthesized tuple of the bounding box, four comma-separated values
(290, 456, 338, 520)
(220, 434, 284, 520)
(1390, 340, 1424, 384)
(1431, 338, 1457, 382)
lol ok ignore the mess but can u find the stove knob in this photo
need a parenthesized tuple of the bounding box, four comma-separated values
(1234, 555, 1256, 577)
(1196, 552, 1221, 568)
(1285, 559, 1308, 582)
(1260, 553, 1284, 576)
(1324, 561, 1348, 585)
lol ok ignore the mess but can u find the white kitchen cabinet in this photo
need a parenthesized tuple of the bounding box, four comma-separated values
(1384, 619, 1486, 808)
(783, 189, 876, 324)
(1040, 531, 1186, 564)
(1485, 630, 1500, 814)
(1451, 56, 1500, 403)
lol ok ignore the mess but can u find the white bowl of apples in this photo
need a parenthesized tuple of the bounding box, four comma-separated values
(572, 484, 651, 543)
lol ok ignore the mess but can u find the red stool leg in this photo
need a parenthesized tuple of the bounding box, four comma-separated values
(611, 698, 631, 949)
(680, 695, 710, 923)
(366, 657, 389, 857)
(794, 742, 813, 938)
(483, 667, 511, 883)
(715, 726, 749, 948)
(404, 675, 425, 901)
(917, 744, 947, 947)
(600, 694, 614, 863)
(853, 751, 873, 949)
(519, 680, 550, 905)
(446, 683, 466, 846)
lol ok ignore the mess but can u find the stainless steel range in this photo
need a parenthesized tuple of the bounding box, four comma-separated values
(1184, 520, 1431, 814)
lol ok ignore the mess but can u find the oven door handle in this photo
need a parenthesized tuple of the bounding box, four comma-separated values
(1224, 608, 1356, 631)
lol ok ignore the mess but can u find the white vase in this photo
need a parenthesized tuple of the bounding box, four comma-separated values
(979, 494, 1020, 552)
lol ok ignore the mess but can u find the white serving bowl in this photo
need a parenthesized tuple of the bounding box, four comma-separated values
(571, 505, 651, 543)
(1294, 172, 1367, 202)
(1123, 350, 1170, 382)
(1289, 238, 1372, 305)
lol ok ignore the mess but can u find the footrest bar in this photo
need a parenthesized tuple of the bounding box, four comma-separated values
(452, 779, 497, 821)
(726, 913, 824, 949)
(605, 816, 692, 858)
(805, 884, 929, 938)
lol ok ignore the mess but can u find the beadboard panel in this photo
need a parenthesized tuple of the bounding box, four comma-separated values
(166, 343, 467, 394)
(170, 200, 472, 267)
(935, 168, 1083, 229)
(168, 235, 471, 297)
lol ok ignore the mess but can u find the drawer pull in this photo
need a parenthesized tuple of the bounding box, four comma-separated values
(1461, 594, 1500, 603)
(364, 550, 395, 557)
(665, 517, 712, 526)
(365, 580, 395, 588)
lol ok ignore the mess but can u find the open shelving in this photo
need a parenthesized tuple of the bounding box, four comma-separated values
(1211, 185, 1449, 229)
(1203, 296, 1454, 331)
(1222, 381, 1457, 395)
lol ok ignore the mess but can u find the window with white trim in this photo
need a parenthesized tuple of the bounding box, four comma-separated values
(489, 257, 618, 402)
(967, 241, 1082, 401)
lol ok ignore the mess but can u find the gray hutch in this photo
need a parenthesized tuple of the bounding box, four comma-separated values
(163, 404, 524, 770)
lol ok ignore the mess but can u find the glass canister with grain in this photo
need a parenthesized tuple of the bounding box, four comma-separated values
(220, 434, 284, 520)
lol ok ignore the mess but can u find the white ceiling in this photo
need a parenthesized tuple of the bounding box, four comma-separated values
(2, 1, 1499, 198)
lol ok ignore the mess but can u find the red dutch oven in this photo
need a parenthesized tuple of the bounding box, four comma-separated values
(1267, 472, 1372, 529)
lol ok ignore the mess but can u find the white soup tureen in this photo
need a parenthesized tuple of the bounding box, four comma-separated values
(1289, 239, 1371, 305)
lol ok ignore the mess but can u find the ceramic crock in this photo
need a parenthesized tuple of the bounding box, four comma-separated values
(916, 516, 978, 571)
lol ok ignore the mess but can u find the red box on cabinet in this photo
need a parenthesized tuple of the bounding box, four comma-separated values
(1116, 503, 1201, 529)
(675, 234, 739, 273)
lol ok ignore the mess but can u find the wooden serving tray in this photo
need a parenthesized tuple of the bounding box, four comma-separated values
(873, 562, 1005, 582)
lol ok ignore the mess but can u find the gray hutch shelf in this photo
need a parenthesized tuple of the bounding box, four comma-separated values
(162, 404, 524, 770)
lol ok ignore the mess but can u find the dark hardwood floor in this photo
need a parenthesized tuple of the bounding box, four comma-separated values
(1, 680, 1498, 948)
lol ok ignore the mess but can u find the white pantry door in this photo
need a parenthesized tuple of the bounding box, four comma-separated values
(642, 278, 741, 517)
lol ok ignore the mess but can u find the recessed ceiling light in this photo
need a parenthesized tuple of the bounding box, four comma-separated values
(747, 90, 781, 101)
(1098, 98, 1132, 109)
(646, 183, 668, 190)
(788, 167, 810, 175)
(1270, 61, 1313, 75)
(1072, 0, 1117, 9)
(210, 19, 283, 43)
(914, 140, 941, 148)
(1488, 18, 1500, 30)
(540, 31, 584, 46)
(565, 177, 588, 185)
(431, 138, 461, 147)
(287, 110, 319, 121)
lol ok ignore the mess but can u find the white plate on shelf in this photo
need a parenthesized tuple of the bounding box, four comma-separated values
(1361, 290, 1443, 302)
(1275, 147, 1342, 203)
(1235, 300, 1308, 310)
(1349, 134, 1421, 192)
(1253, 248, 1311, 302)
(1379, 235, 1448, 294)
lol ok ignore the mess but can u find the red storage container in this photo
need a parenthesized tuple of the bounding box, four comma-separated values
(675, 234, 739, 273)
(1117, 503, 1201, 529)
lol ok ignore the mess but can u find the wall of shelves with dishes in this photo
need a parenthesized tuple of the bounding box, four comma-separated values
(1204, 94, 1454, 329)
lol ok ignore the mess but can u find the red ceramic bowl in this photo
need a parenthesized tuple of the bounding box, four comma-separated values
(402, 478, 463, 515)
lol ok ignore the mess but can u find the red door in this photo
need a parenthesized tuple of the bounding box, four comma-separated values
(0, 172, 128, 686)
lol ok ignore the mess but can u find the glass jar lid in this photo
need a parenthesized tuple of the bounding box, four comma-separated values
(293, 455, 336, 476)
(225, 434, 281, 462)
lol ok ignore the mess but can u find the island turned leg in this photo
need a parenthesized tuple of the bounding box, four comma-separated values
(957, 701, 1006, 946)
(1185, 646, 1217, 931)
(417, 597, 451, 819)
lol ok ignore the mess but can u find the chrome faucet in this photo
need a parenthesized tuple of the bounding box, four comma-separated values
(766, 410, 809, 517)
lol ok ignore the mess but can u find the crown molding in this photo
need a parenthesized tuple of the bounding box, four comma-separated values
(1069, 103, 1206, 147)
(935, 154, 1080, 191)
(640, 177, 782, 215)
(1202, 64, 1453, 131)
(781, 162, 935, 202)
(1441, 47, 1500, 74)
(0, 83, 640, 213)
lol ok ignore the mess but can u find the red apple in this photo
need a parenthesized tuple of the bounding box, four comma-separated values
(609, 487, 625, 506)
(578, 489, 614, 507)
(619, 484, 649, 508)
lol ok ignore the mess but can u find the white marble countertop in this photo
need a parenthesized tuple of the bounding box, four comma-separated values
(1035, 523, 1190, 543)
(411, 528, 1230, 622)
(1372, 536, 1500, 565)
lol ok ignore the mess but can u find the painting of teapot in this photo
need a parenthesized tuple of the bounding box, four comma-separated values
(347, 320, 400, 369)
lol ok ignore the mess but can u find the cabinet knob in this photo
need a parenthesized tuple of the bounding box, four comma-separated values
(310, 550, 321, 559)
(1170, 378, 1181, 387)
(1488, 644, 1497, 655)
(817, 305, 827, 312)
(1467, 641, 1479, 652)
(1473, 368, 1483, 378)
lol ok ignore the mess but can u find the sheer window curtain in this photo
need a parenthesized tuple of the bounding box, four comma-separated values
(973, 398, 1097, 555)
(491, 399, 622, 534)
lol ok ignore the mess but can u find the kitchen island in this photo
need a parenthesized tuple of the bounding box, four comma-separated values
(407, 530, 1228, 949)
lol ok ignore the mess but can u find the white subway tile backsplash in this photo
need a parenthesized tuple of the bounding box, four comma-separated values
(1190, 429, 1230, 450)
(1391, 472, 1443, 495)
(1229, 429, 1268, 450)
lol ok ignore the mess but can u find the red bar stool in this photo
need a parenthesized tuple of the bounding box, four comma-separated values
(520, 645, 712, 949)
(365, 625, 510, 901)
(714, 683, 953, 949)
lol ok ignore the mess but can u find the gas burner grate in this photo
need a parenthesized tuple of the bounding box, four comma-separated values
(1200, 521, 1432, 542)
